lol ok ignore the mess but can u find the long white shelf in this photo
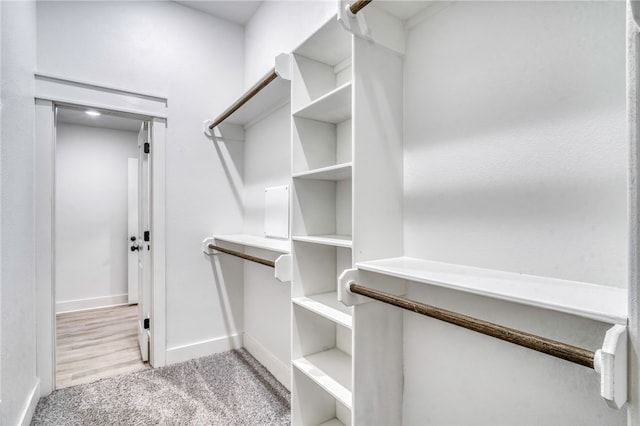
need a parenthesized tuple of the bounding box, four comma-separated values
(293, 235, 352, 248)
(218, 76, 290, 127)
(292, 348, 352, 409)
(292, 83, 352, 124)
(293, 292, 353, 329)
(213, 234, 290, 253)
(356, 257, 628, 325)
(293, 163, 352, 181)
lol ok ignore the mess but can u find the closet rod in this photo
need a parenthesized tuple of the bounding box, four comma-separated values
(208, 68, 278, 130)
(349, 0, 372, 14)
(348, 282, 595, 369)
(207, 244, 275, 268)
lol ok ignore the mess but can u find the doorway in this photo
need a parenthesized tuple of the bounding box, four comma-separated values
(35, 73, 168, 396)
(53, 105, 151, 389)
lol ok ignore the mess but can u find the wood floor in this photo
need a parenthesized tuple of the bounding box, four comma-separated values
(56, 304, 149, 389)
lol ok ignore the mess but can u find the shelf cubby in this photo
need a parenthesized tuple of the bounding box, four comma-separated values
(293, 241, 353, 298)
(292, 367, 351, 426)
(291, 18, 352, 112)
(292, 304, 352, 408)
(292, 116, 352, 174)
(292, 178, 352, 240)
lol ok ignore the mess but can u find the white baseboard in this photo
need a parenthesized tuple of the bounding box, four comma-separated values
(56, 294, 129, 314)
(243, 332, 291, 391)
(165, 333, 243, 365)
(18, 379, 40, 426)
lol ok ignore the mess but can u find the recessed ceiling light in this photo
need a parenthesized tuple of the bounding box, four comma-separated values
(85, 110, 101, 117)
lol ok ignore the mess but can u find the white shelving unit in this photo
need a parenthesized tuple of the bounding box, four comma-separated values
(290, 16, 355, 426)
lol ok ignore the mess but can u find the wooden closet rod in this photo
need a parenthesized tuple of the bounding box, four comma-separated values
(208, 68, 279, 130)
(349, 0, 372, 14)
(207, 244, 275, 268)
(348, 282, 596, 369)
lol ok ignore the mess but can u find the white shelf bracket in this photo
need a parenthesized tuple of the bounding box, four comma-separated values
(336, 0, 406, 56)
(594, 324, 627, 409)
(338, 268, 369, 306)
(274, 254, 292, 283)
(203, 237, 217, 255)
(274, 53, 292, 81)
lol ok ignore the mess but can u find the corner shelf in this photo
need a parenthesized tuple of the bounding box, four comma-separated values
(293, 291, 353, 329)
(292, 348, 353, 409)
(213, 234, 290, 253)
(293, 235, 352, 248)
(356, 257, 627, 325)
(293, 163, 352, 181)
(292, 83, 352, 124)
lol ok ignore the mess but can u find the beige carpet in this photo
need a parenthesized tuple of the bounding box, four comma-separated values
(31, 349, 290, 425)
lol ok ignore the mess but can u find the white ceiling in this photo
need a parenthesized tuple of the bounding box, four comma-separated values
(174, 1, 263, 25)
(57, 108, 144, 132)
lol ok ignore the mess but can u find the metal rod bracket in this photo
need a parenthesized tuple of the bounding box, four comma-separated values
(594, 324, 628, 409)
(338, 268, 369, 306)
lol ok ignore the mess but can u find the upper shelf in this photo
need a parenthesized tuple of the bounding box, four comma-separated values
(356, 257, 627, 325)
(292, 15, 351, 67)
(213, 234, 290, 254)
(292, 83, 352, 124)
(209, 67, 290, 129)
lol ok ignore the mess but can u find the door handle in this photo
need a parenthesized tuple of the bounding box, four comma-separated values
(130, 245, 141, 252)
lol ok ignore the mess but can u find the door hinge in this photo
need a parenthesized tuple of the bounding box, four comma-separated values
(143, 318, 150, 330)
(144, 142, 150, 154)
(144, 231, 150, 242)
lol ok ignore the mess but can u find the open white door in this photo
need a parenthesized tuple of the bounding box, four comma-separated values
(137, 122, 151, 362)
(127, 158, 139, 304)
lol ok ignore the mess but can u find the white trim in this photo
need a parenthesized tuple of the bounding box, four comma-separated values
(55, 294, 129, 314)
(243, 332, 291, 391)
(35, 99, 56, 396)
(165, 334, 243, 365)
(34, 74, 168, 120)
(17, 379, 40, 426)
(150, 117, 167, 368)
(35, 72, 168, 103)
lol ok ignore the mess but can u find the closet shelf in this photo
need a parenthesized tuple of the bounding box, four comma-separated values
(293, 235, 352, 248)
(293, 163, 353, 181)
(356, 257, 627, 325)
(213, 234, 290, 253)
(212, 72, 290, 128)
(292, 349, 352, 409)
(292, 83, 352, 124)
(293, 292, 353, 329)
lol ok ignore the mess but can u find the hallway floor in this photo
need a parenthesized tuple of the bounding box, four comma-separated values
(56, 304, 148, 389)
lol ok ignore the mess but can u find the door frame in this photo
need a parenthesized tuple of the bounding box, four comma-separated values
(34, 73, 168, 396)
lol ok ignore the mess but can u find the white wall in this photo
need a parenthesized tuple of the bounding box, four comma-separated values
(55, 123, 138, 312)
(37, 1, 245, 361)
(242, 104, 292, 386)
(402, 2, 627, 424)
(1, 0, 39, 424)
(244, 0, 335, 87)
